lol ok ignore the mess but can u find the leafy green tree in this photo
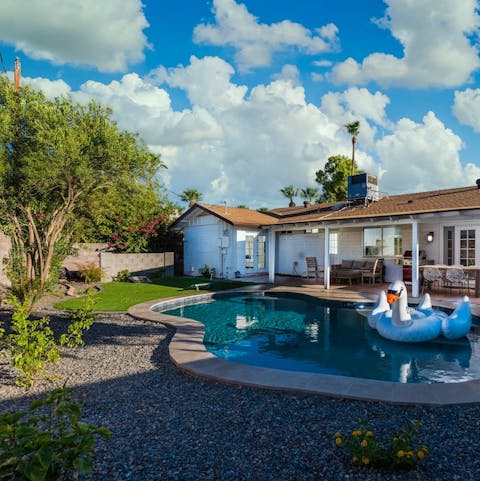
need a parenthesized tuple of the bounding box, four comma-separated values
(345, 120, 360, 175)
(280, 185, 298, 207)
(180, 188, 203, 207)
(0, 76, 166, 303)
(300, 187, 319, 204)
(315, 155, 361, 202)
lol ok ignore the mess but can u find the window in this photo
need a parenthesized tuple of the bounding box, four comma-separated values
(460, 229, 475, 266)
(245, 235, 254, 268)
(363, 227, 402, 257)
(257, 235, 266, 268)
(329, 232, 338, 255)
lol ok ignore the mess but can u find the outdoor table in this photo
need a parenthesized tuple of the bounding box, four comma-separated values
(419, 265, 480, 297)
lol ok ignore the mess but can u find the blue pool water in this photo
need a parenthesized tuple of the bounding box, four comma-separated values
(160, 292, 480, 384)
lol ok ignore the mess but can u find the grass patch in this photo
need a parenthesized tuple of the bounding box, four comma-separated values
(53, 277, 254, 312)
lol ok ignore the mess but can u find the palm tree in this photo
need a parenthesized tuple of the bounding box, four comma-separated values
(345, 120, 360, 176)
(180, 188, 203, 208)
(280, 185, 298, 207)
(300, 187, 319, 205)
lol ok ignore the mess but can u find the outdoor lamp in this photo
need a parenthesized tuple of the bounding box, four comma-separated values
(427, 232, 434, 243)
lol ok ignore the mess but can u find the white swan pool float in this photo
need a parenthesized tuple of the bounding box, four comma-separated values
(368, 280, 472, 343)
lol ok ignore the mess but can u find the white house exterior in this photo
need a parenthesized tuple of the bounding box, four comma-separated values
(172, 204, 276, 278)
(171, 182, 480, 298)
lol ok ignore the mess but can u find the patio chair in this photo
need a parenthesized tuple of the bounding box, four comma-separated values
(444, 267, 470, 295)
(421, 266, 443, 294)
(361, 258, 383, 285)
(305, 257, 323, 280)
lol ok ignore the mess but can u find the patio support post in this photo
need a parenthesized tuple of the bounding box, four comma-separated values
(324, 226, 330, 289)
(268, 229, 276, 283)
(412, 220, 419, 297)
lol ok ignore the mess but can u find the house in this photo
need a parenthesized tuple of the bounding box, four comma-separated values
(170, 180, 480, 298)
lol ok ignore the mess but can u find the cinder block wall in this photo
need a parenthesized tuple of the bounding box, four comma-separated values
(100, 252, 174, 281)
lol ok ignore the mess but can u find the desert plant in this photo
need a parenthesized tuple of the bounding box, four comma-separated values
(4, 296, 60, 388)
(59, 295, 96, 348)
(334, 418, 427, 470)
(0, 387, 110, 480)
(76, 262, 103, 284)
(115, 269, 131, 282)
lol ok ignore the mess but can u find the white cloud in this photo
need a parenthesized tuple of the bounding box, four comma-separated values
(11, 75, 71, 99)
(320, 88, 391, 151)
(329, 0, 480, 88)
(0, 0, 149, 72)
(376, 112, 480, 194)
(453, 88, 480, 132)
(193, 0, 339, 72)
(23, 57, 477, 208)
(150, 56, 247, 112)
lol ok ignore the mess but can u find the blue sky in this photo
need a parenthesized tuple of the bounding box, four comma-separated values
(1, 0, 480, 208)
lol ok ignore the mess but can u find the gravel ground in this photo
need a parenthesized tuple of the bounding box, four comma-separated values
(1, 311, 479, 481)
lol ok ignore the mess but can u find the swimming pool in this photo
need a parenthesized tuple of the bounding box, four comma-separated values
(159, 292, 480, 384)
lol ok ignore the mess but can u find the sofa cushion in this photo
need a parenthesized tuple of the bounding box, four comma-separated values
(352, 260, 366, 269)
(341, 259, 353, 269)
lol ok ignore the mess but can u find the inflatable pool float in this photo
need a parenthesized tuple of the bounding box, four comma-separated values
(368, 281, 472, 343)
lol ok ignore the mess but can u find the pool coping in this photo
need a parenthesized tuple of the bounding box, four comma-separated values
(128, 288, 480, 406)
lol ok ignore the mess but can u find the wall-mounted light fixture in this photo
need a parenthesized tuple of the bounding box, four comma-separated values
(427, 232, 434, 243)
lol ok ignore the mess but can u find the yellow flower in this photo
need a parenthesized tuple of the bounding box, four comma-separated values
(361, 456, 370, 465)
(417, 450, 425, 460)
(397, 450, 405, 458)
(335, 432, 341, 438)
(335, 437, 343, 446)
(361, 439, 368, 448)
(421, 446, 428, 453)
(352, 430, 362, 437)
(366, 431, 373, 437)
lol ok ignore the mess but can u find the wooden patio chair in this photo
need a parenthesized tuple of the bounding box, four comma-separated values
(361, 258, 383, 285)
(306, 257, 323, 279)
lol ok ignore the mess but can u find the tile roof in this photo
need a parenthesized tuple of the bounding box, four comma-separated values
(198, 203, 278, 226)
(171, 185, 480, 229)
(272, 185, 480, 225)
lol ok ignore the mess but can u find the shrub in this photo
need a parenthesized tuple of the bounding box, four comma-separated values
(334, 418, 427, 470)
(4, 296, 60, 388)
(198, 265, 216, 279)
(60, 295, 95, 348)
(76, 262, 103, 283)
(1, 295, 95, 388)
(0, 387, 110, 480)
(115, 269, 131, 282)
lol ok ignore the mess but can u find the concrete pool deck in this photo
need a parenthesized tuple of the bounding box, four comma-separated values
(128, 284, 480, 406)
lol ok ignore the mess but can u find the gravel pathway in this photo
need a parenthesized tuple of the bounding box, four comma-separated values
(1, 311, 479, 481)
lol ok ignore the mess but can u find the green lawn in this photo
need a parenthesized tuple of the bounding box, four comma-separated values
(53, 277, 254, 312)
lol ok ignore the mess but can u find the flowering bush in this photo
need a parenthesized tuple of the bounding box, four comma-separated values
(108, 215, 165, 253)
(334, 418, 427, 470)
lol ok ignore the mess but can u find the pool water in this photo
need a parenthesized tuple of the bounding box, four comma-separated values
(160, 293, 480, 384)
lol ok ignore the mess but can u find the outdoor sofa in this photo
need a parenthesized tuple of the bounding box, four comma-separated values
(331, 258, 383, 285)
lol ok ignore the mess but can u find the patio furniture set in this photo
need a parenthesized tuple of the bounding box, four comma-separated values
(306, 257, 384, 285)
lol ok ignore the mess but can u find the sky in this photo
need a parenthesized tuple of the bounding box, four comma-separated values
(2, 0, 480, 209)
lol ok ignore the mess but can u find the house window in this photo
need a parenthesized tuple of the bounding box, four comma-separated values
(329, 232, 338, 255)
(245, 235, 254, 268)
(363, 227, 402, 257)
(257, 235, 266, 269)
(460, 229, 475, 266)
